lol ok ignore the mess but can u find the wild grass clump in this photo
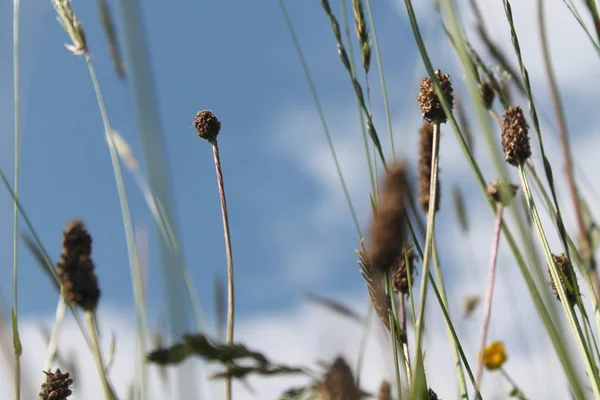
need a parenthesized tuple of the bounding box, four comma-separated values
(6, 0, 600, 399)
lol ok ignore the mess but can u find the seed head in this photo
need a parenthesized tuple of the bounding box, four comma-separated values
(550, 253, 579, 307)
(368, 161, 409, 273)
(501, 106, 531, 166)
(52, 0, 88, 56)
(487, 180, 518, 206)
(57, 220, 100, 311)
(316, 357, 361, 400)
(378, 380, 391, 400)
(418, 122, 440, 212)
(480, 81, 495, 109)
(39, 369, 73, 400)
(429, 388, 441, 400)
(392, 244, 416, 295)
(194, 110, 221, 142)
(418, 69, 454, 124)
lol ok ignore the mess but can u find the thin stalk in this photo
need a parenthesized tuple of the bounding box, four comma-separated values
(355, 304, 372, 388)
(413, 121, 441, 398)
(86, 311, 117, 400)
(431, 239, 467, 398)
(364, 0, 395, 157)
(12, 0, 21, 398)
(339, 0, 379, 194)
(210, 138, 235, 400)
(518, 166, 600, 398)
(500, 368, 528, 399)
(537, 0, 600, 302)
(85, 55, 148, 400)
(475, 203, 504, 385)
(42, 297, 67, 372)
(398, 294, 412, 384)
(386, 272, 403, 400)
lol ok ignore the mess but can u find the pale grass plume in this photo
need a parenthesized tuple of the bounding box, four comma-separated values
(52, 0, 87, 56)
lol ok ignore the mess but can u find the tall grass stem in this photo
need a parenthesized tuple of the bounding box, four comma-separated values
(210, 139, 235, 400)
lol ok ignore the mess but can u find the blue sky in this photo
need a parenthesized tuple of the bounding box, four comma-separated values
(0, 0, 441, 320)
(3, 0, 600, 398)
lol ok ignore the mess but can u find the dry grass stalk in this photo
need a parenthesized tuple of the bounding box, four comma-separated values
(419, 122, 440, 212)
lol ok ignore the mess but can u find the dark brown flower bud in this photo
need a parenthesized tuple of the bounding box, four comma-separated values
(194, 110, 221, 142)
(418, 122, 440, 212)
(378, 380, 391, 400)
(418, 69, 454, 124)
(368, 161, 409, 273)
(480, 81, 495, 109)
(62, 220, 92, 257)
(429, 388, 441, 399)
(39, 369, 73, 400)
(57, 220, 100, 311)
(317, 357, 360, 400)
(501, 106, 531, 166)
(486, 180, 518, 205)
(392, 244, 416, 295)
(550, 253, 579, 307)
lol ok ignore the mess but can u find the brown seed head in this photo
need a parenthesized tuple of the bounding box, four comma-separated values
(57, 220, 100, 311)
(418, 69, 454, 123)
(550, 253, 579, 307)
(378, 380, 391, 400)
(62, 220, 92, 257)
(194, 110, 221, 142)
(39, 369, 73, 400)
(317, 357, 360, 400)
(480, 81, 495, 109)
(486, 180, 519, 205)
(418, 122, 440, 212)
(392, 244, 416, 295)
(501, 106, 531, 166)
(429, 388, 441, 400)
(368, 161, 409, 273)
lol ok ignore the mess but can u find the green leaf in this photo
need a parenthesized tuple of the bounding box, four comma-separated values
(12, 308, 22, 356)
(147, 343, 191, 365)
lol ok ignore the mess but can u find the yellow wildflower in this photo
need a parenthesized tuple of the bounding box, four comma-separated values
(481, 341, 507, 370)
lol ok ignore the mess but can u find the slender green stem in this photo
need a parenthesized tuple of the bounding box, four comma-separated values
(413, 121, 441, 397)
(355, 304, 372, 388)
(85, 54, 148, 400)
(475, 204, 504, 386)
(210, 139, 235, 400)
(518, 165, 600, 398)
(398, 293, 411, 385)
(431, 238, 467, 398)
(339, 0, 379, 194)
(500, 368, 528, 399)
(386, 272, 403, 400)
(12, 0, 21, 398)
(537, 0, 600, 303)
(86, 311, 117, 400)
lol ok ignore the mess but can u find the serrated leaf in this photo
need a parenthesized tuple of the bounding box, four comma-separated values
(12, 308, 22, 356)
